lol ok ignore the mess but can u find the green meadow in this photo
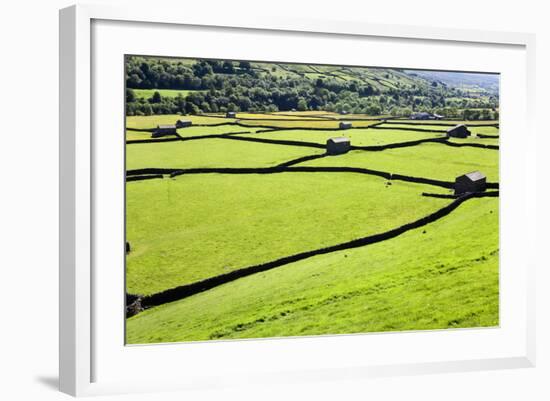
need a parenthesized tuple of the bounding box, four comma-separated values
(126, 174, 448, 295)
(299, 143, 499, 182)
(235, 128, 444, 146)
(125, 112, 500, 344)
(126, 138, 324, 170)
(127, 197, 498, 343)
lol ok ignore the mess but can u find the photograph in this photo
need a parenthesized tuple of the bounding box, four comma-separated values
(124, 55, 500, 344)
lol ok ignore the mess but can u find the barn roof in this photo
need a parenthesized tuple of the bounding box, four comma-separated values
(157, 124, 177, 129)
(328, 137, 350, 143)
(462, 171, 486, 182)
(447, 124, 467, 131)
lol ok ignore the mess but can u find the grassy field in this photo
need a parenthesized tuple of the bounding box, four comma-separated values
(127, 197, 498, 343)
(298, 143, 499, 182)
(126, 174, 448, 295)
(234, 128, 443, 147)
(237, 119, 380, 129)
(126, 138, 324, 170)
(377, 123, 499, 135)
(125, 111, 500, 344)
(383, 119, 498, 126)
(126, 114, 236, 130)
(133, 89, 204, 99)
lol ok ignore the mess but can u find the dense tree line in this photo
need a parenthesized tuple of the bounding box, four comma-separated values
(126, 56, 499, 119)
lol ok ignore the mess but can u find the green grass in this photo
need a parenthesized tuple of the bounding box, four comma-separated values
(378, 123, 499, 136)
(126, 197, 498, 343)
(237, 119, 380, 129)
(126, 115, 235, 130)
(126, 174, 448, 295)
(124, 111, 500, 343)
(298, 143, 499, 182)
(235, 128, 443, 147)
(133, 89, 204, 99)
(126, 130, 153, 141)
(230, 112, 328, 120)
(448, 136, 499, 146)
(175, 125, 257, 138)
(384, 120, 498, 126)
(126, 138, 324, 171)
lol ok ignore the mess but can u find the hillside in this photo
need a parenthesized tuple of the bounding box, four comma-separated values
(125, 56, 499, 119)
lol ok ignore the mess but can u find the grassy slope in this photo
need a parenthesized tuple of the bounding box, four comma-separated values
(126, 174, 448, 295)
(299, 143, 499, 182)
(126, 138, 324, 171)
(126, 197, 498, 344)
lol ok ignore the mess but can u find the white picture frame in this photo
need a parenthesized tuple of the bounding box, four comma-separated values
(59, 4, 536, 397)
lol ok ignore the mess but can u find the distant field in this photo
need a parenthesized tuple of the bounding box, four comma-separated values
(126, 114, 236, 130)
(237, 119, 380, 129)
(132, 89, 204, 99)
(298, 143, 499, 182)
(383, 119, 498, 126)
(234, 128, 443, 147)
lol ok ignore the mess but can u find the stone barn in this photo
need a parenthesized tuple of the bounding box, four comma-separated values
(152, 124, 177, 138)
(454, 171, 486, 195)
(339, 121, 352, 130)
(226, 111, 237, 118)
(447, 124, 471, 138)
(326, 137, 351, 155)
(176, 119, 192, 128)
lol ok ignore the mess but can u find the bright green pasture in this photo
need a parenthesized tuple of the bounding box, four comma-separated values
(231, 112, 328, 120)
(378, 123, 499, 136)
(126, 138, 324, 171)
(126, 123, 258, 141)
(235, 128, 443, 147)
(126, 115, 235, 130)
(238, 119, 380, 129)
(272, 111, 340, 118)
(384, 119, 498, 126)
(448, 137, 499, 146)
(133, 89, 204, 99)
(126, 197, 499, 343)
(299, 143, 499, 182)
(126, 173, 448, 296)
(126, 130, 153, 141)
(468, 126, 500, 136)
(175, 125, 257, 138)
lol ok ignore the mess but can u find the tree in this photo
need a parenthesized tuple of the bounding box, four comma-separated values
(239, 61, 251, 70)
(142, 103, 153, 116)
(126, 88, 136, 102)
(222, 61, 235, 74)
(297, 98, 308, 111)
(150, 91, 162, 103)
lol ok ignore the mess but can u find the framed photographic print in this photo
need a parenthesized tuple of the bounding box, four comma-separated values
(59, 4, 536, 396)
